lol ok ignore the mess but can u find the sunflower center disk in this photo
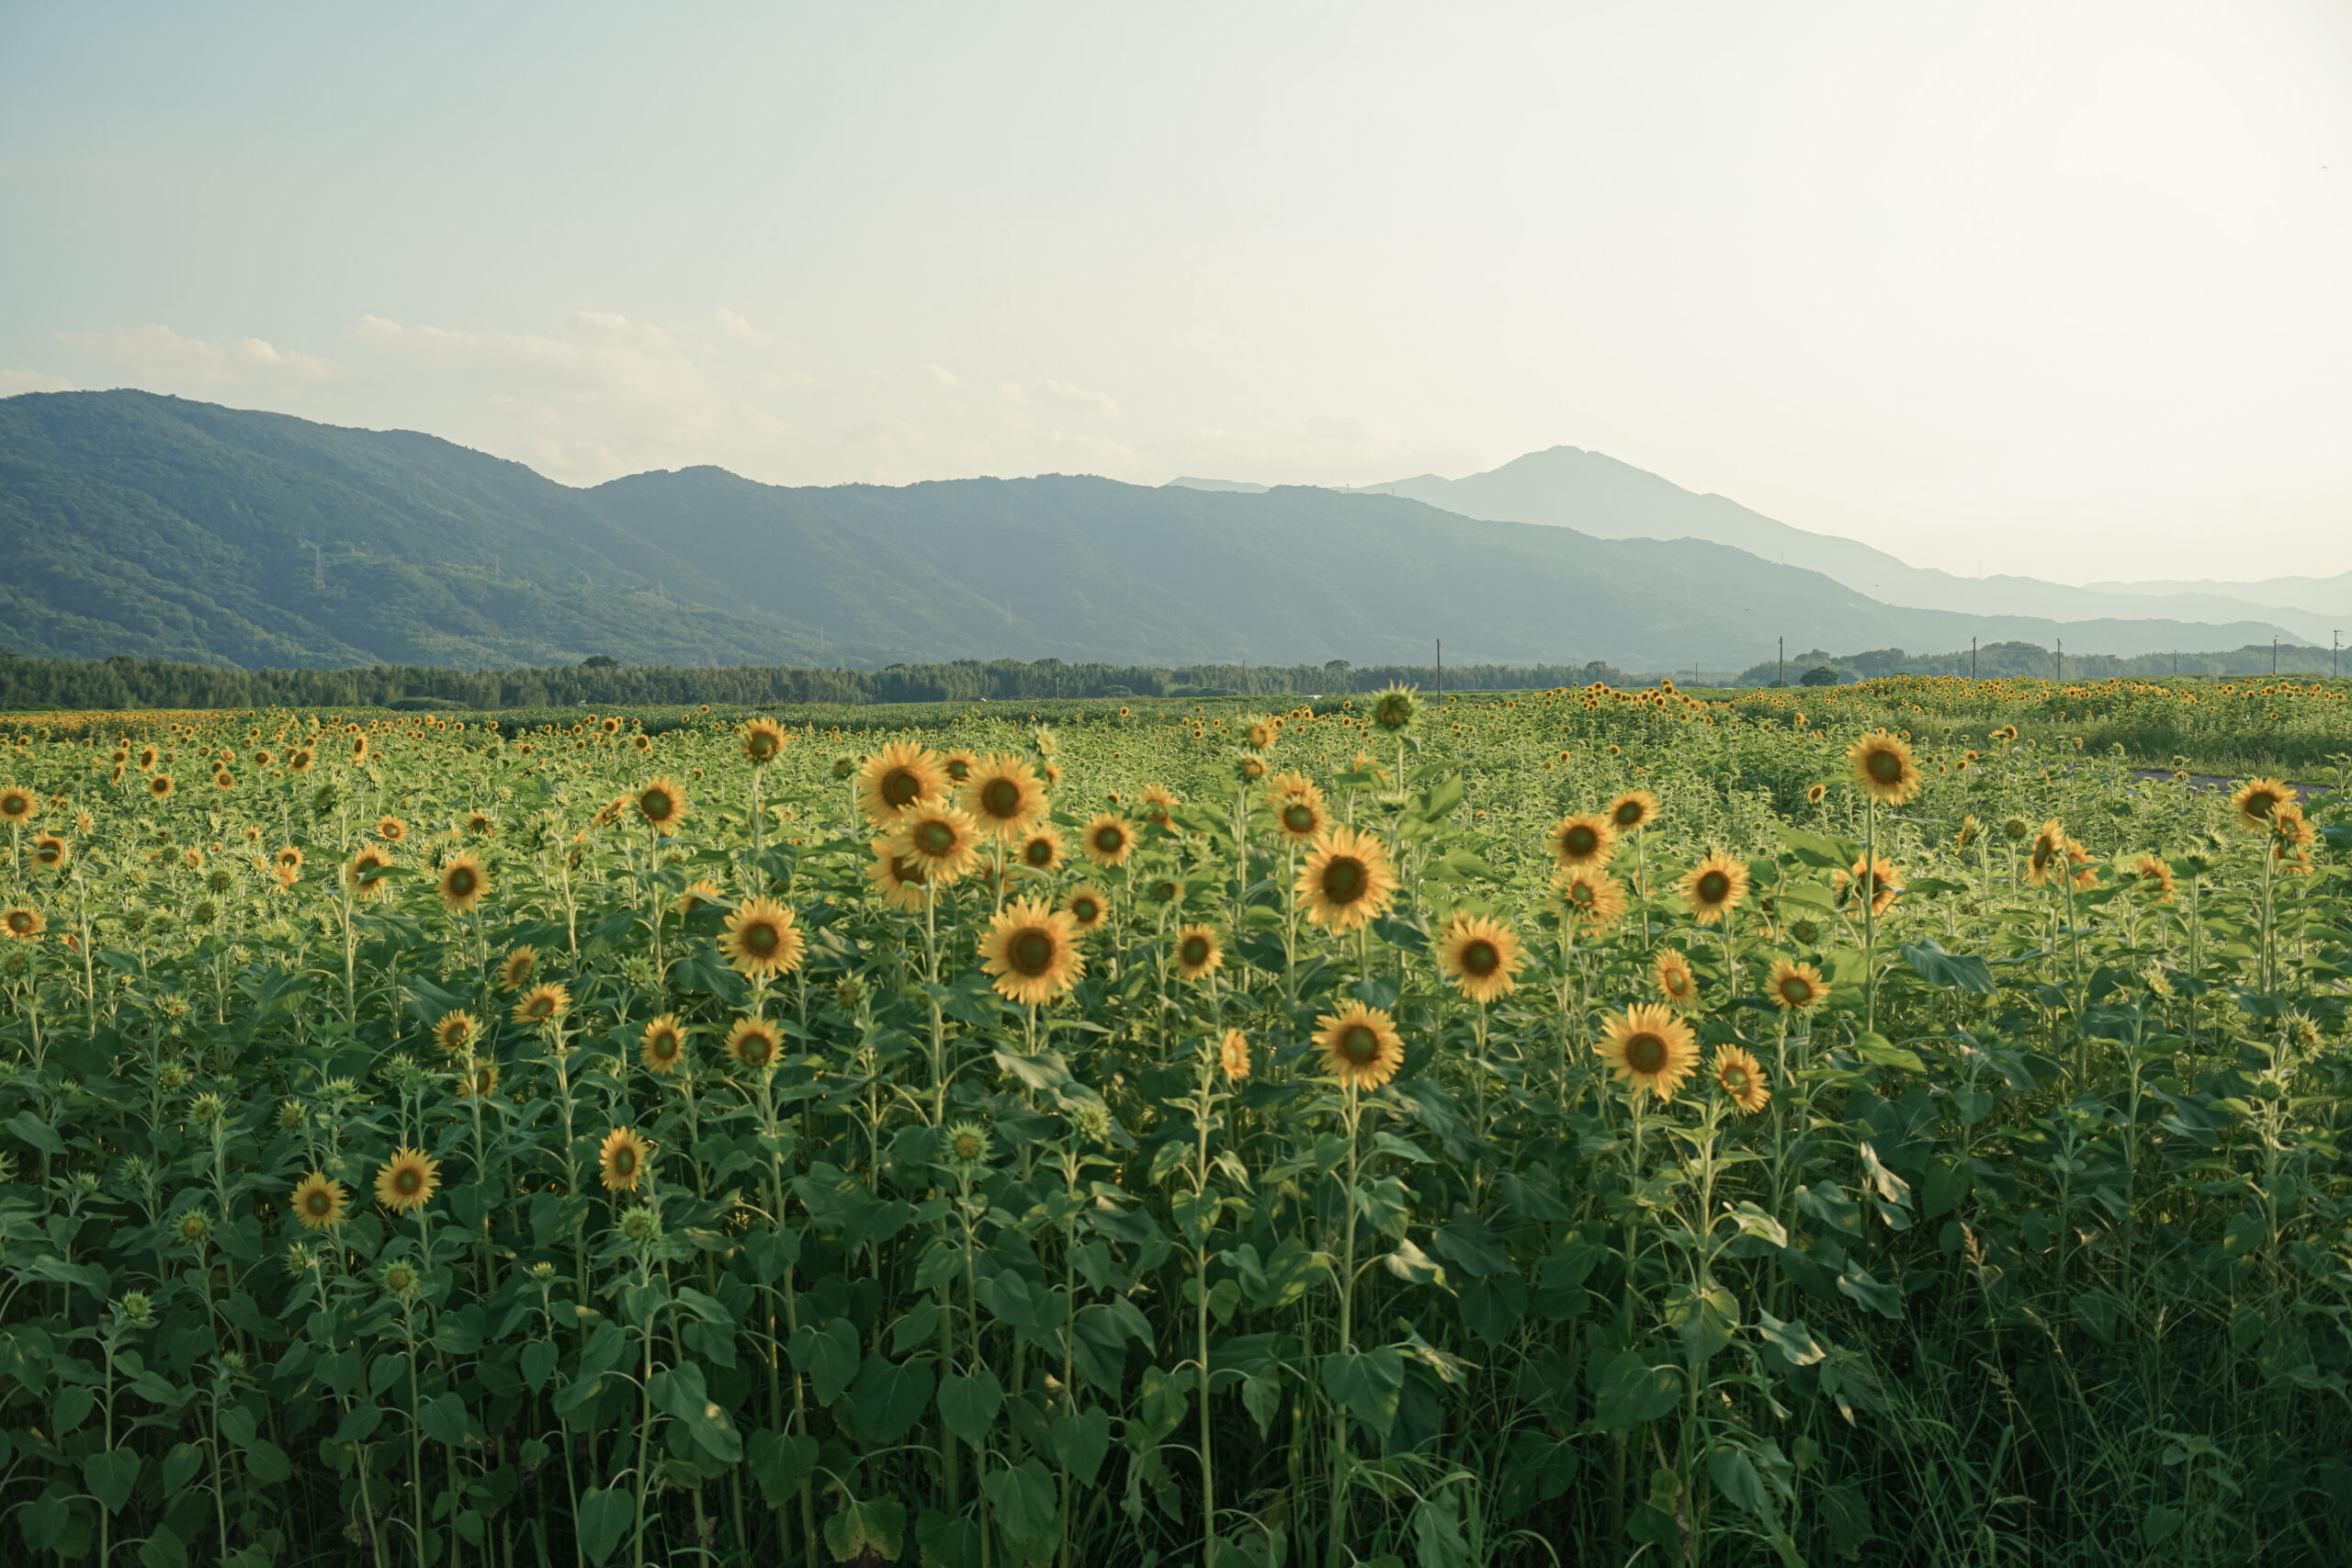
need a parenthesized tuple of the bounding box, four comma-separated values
(1464, 942, 1497, 976)
(1324, 861, 1364, 899)
(919, 825, 953, 853)
(884, 772, 920, 807)
(983, 782, 1020, 817)
(1012, 931, 1054, 975)
(1700, 874, 1728, 903)
(1627, 1035, 1666, 1073)
(1342, 1027, 1379, 1064)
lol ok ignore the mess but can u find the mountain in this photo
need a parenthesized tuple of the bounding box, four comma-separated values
(0, 390, 2315, 672)
(2082, 570, 2352, 621)
(1346, 446, 2345, 641)
(1166, 477, 1269, 493)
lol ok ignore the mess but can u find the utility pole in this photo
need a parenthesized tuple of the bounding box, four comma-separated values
(1779, 636, 1785, 686)
(2056, 638, 2063, 682)
(1435, 638, 1442, 696)
(2272, 637, 2278, 676)
(2335, 631, 2341, 679)
(1970, 637, 1976, 680)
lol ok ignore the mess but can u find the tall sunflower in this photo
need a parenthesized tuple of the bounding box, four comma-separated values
(1598, 1004, 1699, 1100)
(2026, 820, 2066, 887)
(1080, 813, 1136, 870)
(978, 897, 1086, 1005)
(511, 982, 571, 1027)
(1270, 781, 1329, 842)
(864, 840, 933, 912)
(1315, 1001, 1406, 1089)
(599, 1128, 653, 1192)
(725, 1016, 782, 1071)
(719, 897, 806, 980)
(1296, 826, 1397, 932)
(1848, 729, 1922, 806)
(858, 741, 949, 828)
(497, 945, 539, 991)
(2133, 853, 2176, 902)
(1712, 1047, 1770, 1113)
(290, 1172, 348, 1232)
(1438, 914, 1521, 1004)
(0, 784, 37, 823)
(148, 773, 175, 800)
(1682, 852, 1749, 925)
(2230, 776, 2297, 832)
(346, 846, 395, 900)
(3, 907, 44, 942)
(890, 806, 983, 886)
(741, 718, 787, 765)
(1607, 790, 1658, 833)
(1060, 884, 1110, 933)
(1551, 868, 1628, 931)
(639, 1014, 687, 1074)
(432, 1010, 479, 1054)
(634, 778, 690, 833)
(1766, 959, 1826, 1012)
(1220, 1029, 1252, 1081)
(1368, 686, 1419, 735)
(960, 754, 1048, 840)
(1835, 855, 1904, 916)
(1173, 924, 1225, 983)
(436, 854, 489, 914)
(1654, 949, 1698, 1009)
(1545, 813, 1616, 871)
(373, 1147, 440, 1213)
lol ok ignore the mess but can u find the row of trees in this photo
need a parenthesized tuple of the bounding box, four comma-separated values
(1736, 640, 2348, 684)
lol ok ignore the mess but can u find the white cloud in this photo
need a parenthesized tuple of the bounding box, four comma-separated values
(52, 325, 331, 389)
(1039, 379, 1119, 418)
(714, 309, 770, 344)
(0, 367, 74, 396)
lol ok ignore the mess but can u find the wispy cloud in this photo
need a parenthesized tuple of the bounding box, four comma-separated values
(713, 309, 770, 344)
(52, 325, 331, 388)
(0, 367, 74, 396)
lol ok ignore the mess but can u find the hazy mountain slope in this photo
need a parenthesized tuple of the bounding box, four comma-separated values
(2082, 569, 2352, 620)
(1351, 446, 2340, 640)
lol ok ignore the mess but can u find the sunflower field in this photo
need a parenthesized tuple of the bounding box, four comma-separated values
(0, 683, 2348, 1568)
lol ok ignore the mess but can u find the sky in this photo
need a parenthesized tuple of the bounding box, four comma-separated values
(4, 2, 2348, 584)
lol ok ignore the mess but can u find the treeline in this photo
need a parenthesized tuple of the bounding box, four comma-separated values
(1735, 640, 2349, 685)
(0, 653, 1663, 712)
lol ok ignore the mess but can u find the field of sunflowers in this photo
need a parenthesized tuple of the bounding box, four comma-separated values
(0, 678, 2348, 1568)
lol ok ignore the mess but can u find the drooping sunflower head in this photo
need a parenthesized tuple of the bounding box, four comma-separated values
(1139, 784, 1180, 831)
(1546, 813, 1615, 870)
(497, 945, 539, 992)
(31, 834, 67, 871)
(2231, 776, 2298, 833)
(639, 1014, 687, 1074)
(1296, 826, 1397, 932)
(858, 741, 949, 828)
(741, 718, 786, 765)
(432, 1010, 479, 1054)
(1551, 868, 1628, 931)
(2026, 820, 2065, 886)
(676, 877, 725, 916)
(1439, 913, 1521, 1004)
(1713, 1047, 1770, 1113)
(2133, 853, 2177, 903)
(863, 840, 933, 912)
(1369, 685, 1419, 735)
(1847, 729, 1921, 806)
(961, 754, 1047, 839)
(979, 897, 1086, 1006)
(1599, 1004, 1699, 1100)
(599, 1127, 653, 1193)
(1220, 1028, 1251, 1081)
(291, 1171, 347, 1232)
(373, 1147, 440, 1213)
(1682, 852, 1749, 925)
(1608, 790, 1658, 833)
(1315, 1001, 1405, 1089)
(454, 1063, 500, 1100)
(1954, 815, 1978, 852)
(1016, 827, 1064, 874)
(634, 778, 690, 832)
(1060, 884, 1109, 932)
(1173, 924, 1224, 983)
(1080, 813, 1136, 869)
(510, 982, 571, 1028)
(719, 897, 806, 980)
(725, 1015, 782, 1072)
(831, 754, 858, 781)
(436, 854, 488, 913)
(1654, 949, 1698, 1008)
(1767, 959, 1826, 1012)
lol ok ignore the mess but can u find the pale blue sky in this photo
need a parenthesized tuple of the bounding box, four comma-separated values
(5, 2, 2348, 581)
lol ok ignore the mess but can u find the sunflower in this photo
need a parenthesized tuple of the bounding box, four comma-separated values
(1015, 827, 1064, 874)
(464, 810, 495, 837)
(1173, 924, 1225, 983)
(1296, 826, 1397, 932)
(1140, 785, 1180, 831)
(719, 897, 805, 980)
(432, 1010, 479, 1053)
(0, 784, 37, 823)
(676, 877, 725, 915)
(1847, 729, 1921, 806)
(1060, 883, 1110, 932)
(148, 773, 175, 800)
(938, 748, 978, 784)
(1804, 783, 1828, 807)
(634, 778, 690, 833)
(2022, 822, 2060, 884)
(455, 1063, 500, 1100)
(3, 907, 44, 942)
(497, 945, 539, 991)
(864, 840, 933, 912)
(1269, 782, 1329, 842)
(1368, 686, 1419, 734)
(1220, 1028, 1251, 1081)
(1766, 959, 1827, 1012)
(1954, 815, 1979, 852)
(288, 748, 315, 773)
(979, 897, 1086, 1005)
(944, 1121, 992, 1169)
(1834, 855, 1904, 916)
(377, 815, 408, 843)
(1598, 1004, 1699, 1100)
(183, 848, 206, 873)
(2133, 853, 2176, 902)
(1552, 868, 1628, 931)
(1427, 914, 1515, 1004)
(961, 754, 1048, 840)
(511, 982, 571, 1027)
(2064, 841, 2098, 893)
(373, 1147, 440, 1213)
(1681, 852, 1748, 925)
(1080, 813, 1136, 869)
(599, 1128, 653, 1193)
(1315, 1001, 1406, 1089)
(639, 1014, 687, 1074)
(346, 846, 395, 900)
(436, 854, 489, 913)
(2230, 776, 2297, 832)
(1713, 1047, 1770, 1113)
(741, 718, 787, 765)
(725, 1015, 782, 1071)
(1655, 949, 1699, 1009)
(31, 835, 67, 871)
(136, 746, 159, 772)
(1545, 813, 1615, 870)
(890, 806, 984, 886)
(858, 741, 949, 827)
(1607, 790, 1658, 833)
(290, 1172, 348, 1231)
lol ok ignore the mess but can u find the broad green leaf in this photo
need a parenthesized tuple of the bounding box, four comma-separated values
(85, 1448, 139, 1515)
(747, 1428, 819, 1508)
(1049, 1404, 1111, 1484)
(788, 1317, 863, 1405)
(576, 1486, 634, 1566)
(982, 1457, 1058, 1546)
(848, 1354, 934, 1444)
(936, 1369, 1003, 1449)
(1318, 1348, 1404, 1440)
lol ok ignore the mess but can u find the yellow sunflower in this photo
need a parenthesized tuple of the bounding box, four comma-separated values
(599, 1128, 653, 1193)
(1060, 883, 1110, 933)
(31, 834, 68, 871)
(2026, 820, 2066, 887)
(1315, 1001, 1406, 1089)
(290, 1172, 348, 1231)
(1598, 1004, 1699, 1100)
(1243, 715, 1278, 751)
(889, 806, 983, 886)
(346, 846, 395, 900)
(0, 784, 37, 823)
(1713, 1047, 1770, 1113)
(1140, 784, 1181, 831)
(1438, 914, 1521, 1004)
(275, 846, 305, 878)
(961, 754, 1048, 840)
(511, 982, 571, 1027)
(2230, 776, 2298, 832)
(432, 1010, 479, 1054)
(719, 897, 806, 980)
(1848, 729, 1921, 806)
(1607, 790, 1659, 833)
(1545, 813, 1616, 871)
(3, 906, 45, 942)
(1682, 852, 1749, 925)
(1220, 1029, 1252, 1081)
(741, 718, 787, 765)
(436, 853, 489, 913)
(1173, 924, 1225, 983)
(633, 777, 690, 833)
(725, 1015, 782, 1071)
(858, 741, 949, 828)
(863, 840, 933, 912)
(1834, 855, 1902, 916)
(148, 773, 175, 800)
(1766, 959, 1827, 1013)
(978, 897, 1086, 1005)
(377, 815, 408, 844)
(1654, 949, 1698, 1009)
(1296, 826, 1397, 932)
(639, 1014, 687, 1074)
(497, 945, 539, 991)
(2133, 853, 2176, 903)
(454, 1063, 500, 1100)
(373, 1147, 440, 1213)
(1552, 868, 1628, 931)
(676, 877, 725, 915)
(1080, 813, 1136, 869)
(1269, 782, 1329, 843)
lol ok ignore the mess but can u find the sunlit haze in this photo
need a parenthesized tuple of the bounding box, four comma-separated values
(4, 2, 2347, 583)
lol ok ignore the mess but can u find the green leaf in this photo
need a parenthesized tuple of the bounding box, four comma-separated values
(1754, 1310, 1828, 1368)
(936, 1369, 1003, 1449)
(649, 1362, 741, 1462)
(241, 1437, 292, 1485)
(576, 1486, 634, 1565)
(747, 1428, 819, 1508)
(85, 1448, 139, 1515)
(1049, 1404, 1111, 1484)
(1836, 1266, 1905, 1320)
(1591, 1350, 1681, 1430)
(136, 1521, 188, 1568)
(161, 1442, 204, 1494)
(822, 1495, 906, 1563)
(1318, 1348, 1404, 1440)
(419, 1393, 472, 1449)
(1665, 1283, 1738, 1367)
(1779, 827, 1849, 868)
(8, 1111, 65, 1157)
(983, 1458, 1058, 1546)
(848, 1354, 934, 1443)
(520, 1337, 558, 1393)
(1709, 1447, 1768, 1516)
(788, 1317, 863, 1405)
(1853, 1033, 1926, 1073)
(1902, 939, 1995, 993)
